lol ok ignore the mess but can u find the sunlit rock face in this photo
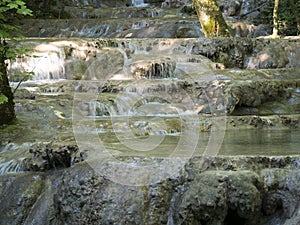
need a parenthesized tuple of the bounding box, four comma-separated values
(246, 39, 300, 69)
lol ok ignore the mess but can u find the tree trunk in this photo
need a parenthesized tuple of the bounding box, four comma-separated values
(42, 0, 51, 17)
(192, 0, 232, 37)
(58, 0, 65, 19)
(272, 0, 280, 37)
(0, 41, 16, 125)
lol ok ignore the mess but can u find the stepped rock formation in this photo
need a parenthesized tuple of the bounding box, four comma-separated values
(0, 0, 299, 224)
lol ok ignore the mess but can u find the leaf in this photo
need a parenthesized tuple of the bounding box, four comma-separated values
(17, 7, 32, 16)
(7, 3, 18, 9)
(0, 94, 8, 104)
(0, 13, 6, 21)
(0, 0, 33, 71)
(0, 29, 11, 39)
(5, 50, 17, 59)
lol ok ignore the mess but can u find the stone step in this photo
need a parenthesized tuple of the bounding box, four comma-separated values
(20, 17, 201, 38)
(8, 38, 300, 82)
(63, 6, 178, 19)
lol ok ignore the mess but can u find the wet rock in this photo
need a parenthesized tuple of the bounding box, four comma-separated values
(65, 0, 129, 8)
(52, 164, 146, 225)
(83, 47, 126, 80)
(280, 116, 299, 128)
(227, 114, 300, 129)
(223, 80, 292, 115)
(252, 24, 271, 38)
(188, 79, 294, 116)
(230, 23, 271, 39)
(239, 0, 265, 19)
(1, 153, 300, 225)
(176, 170, 263, 225)
(20, 18, 203, 39)
(246, 39, 300, 69)
(130, 59, 176, 79)
(218, 0, 243, 16)
(161, 0, 190, 8)
(24, 143, 86, 172)
(48, 156, 300, 225)
(65, 59, 87, 80)
(176, 171, 228, 225)
(0, 173, 44, 224)
(9, 38, 300, 81)
(190, 38, 254, 68)
(13, 89, 36, 100)
(179, 4, 196, 16)
(64, 6, 165, 19)
(50, 165, 112, 224)
(261, 169, 300, 220)
(247, 45, 289, 69)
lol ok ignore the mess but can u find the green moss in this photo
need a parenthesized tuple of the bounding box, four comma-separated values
(0, 94, 8, 104)
(217, 52, 229, 65)
(0, 123, 19, 134)
(202, 18, 217, 37)
(193, 0, 232, 37)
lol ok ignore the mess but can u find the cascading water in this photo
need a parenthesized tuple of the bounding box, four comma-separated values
(131, 0, 149, 7)
(9, 43, 66, 81)
(2, 1, 300, 224)
(0, 143, 31, 174)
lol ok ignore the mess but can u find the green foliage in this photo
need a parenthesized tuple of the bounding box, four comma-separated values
(0, 93, 8, 104)
(0, 0, 32, 16)
(260, 0, 299, 35)
(0, 0, 32, 108)
(0, 0, 32, 36)
(0, 0, 33, 59)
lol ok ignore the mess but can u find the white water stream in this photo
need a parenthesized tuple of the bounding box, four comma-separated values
(131, 0, 149, 7)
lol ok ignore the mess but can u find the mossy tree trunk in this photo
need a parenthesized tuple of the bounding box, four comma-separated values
(0, 41, 16, 125)
(192, 0, 232, 37)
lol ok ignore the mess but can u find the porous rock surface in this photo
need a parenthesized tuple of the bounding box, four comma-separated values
(1, 156, 300, 225)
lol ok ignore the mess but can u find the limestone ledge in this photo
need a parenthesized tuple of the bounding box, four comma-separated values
(0, 155, 299, 225)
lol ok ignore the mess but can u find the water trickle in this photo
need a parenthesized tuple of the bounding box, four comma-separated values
(0, 143, 32, 174)
(76, 24, 110, 38)
(88, 101, 111, 117)
(72, 0, 92, 7)
(132, 21, 149, 30)
(0, 159, 24, 174)
(131, 0, 149, 7)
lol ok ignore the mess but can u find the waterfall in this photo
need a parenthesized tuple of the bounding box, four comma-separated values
(131, 0, 149, 7)
(9, 43, 66, 81)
